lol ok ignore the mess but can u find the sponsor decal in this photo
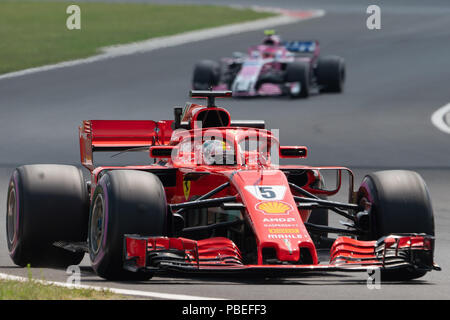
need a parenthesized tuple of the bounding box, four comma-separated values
(268, 234, 303, 239)
(264, 224, 298, 228)
(268, 228, 300, 234)
(263, 218, 296, 222)
(255, 201, 293, 215)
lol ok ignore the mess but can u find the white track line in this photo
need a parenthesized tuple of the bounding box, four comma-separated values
(0, 7, 324, 81)
(431, 102, 450, 134)
(0, 272, 224, 300)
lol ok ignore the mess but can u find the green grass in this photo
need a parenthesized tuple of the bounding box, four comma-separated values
(0, 1, 275, 74)
(0, 265, 126, 300)
(0, 279, 124, 300)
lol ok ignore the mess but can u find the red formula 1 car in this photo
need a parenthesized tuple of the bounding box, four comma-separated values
(192, 31, 345, 98)
(6, 91, 439, 281)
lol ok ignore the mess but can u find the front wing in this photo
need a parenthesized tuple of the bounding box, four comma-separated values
(124, 234, 439, 277)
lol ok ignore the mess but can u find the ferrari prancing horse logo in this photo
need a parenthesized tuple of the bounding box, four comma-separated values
(183, 178, 191, 200)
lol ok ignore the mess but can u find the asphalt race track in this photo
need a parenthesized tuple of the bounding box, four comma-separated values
(0, 0, 450, 299)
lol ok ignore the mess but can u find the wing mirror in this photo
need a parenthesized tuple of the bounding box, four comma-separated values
(279, 146, 307, 158)
(150, 146, 178, 159)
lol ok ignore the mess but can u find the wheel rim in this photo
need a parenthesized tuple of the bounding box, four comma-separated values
(90, 194, 105, 255)
(6, 186, 17, 245)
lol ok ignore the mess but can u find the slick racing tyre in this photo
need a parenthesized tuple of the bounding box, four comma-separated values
(285, 62, 310, 98)
(357, 170, 435, 280)
(88, 170, 168, 281)
(316, 55, 345, 93)
(192, 60, 221, 90)
(6, 165, 89, 267)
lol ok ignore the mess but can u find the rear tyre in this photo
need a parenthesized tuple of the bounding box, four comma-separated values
(357, 170, 435, 280)
(88, 170, 168, 281)
(6, 165, 88, 268)
(285, 62, 310, 98)
(316, 55, 345, 93)
(192, 60, 221, 90)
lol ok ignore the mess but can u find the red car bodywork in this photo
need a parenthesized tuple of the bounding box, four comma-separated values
(79, 92, 437, 277)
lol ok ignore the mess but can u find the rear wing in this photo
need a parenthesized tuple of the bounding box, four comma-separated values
(283, 40, 319, 54)
(79, 120, 173, 170)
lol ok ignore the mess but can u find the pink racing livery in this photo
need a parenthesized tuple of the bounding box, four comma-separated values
(192, 31, 345, 98)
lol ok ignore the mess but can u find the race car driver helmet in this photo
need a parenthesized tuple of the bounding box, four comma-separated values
(202, 139, 234, 165)
(262, 30, 281, 46)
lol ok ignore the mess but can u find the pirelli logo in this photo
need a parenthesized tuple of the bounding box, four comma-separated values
(268, 228, 299, 234)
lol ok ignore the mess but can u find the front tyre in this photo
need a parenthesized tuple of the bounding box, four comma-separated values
(88, 170, 168, 280)
(6, 165, 88, 268)
(357, 170, 435, 280)
(285, 62, 310, 98)
(316, 55, 345, 93)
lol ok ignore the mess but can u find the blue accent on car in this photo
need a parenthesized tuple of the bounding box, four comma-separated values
(284, 41, 316, 53)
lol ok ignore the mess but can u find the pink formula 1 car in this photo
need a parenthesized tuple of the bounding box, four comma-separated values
(192, 31, 345, 98)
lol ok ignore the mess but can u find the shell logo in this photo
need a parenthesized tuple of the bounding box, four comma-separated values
(255, 201, 293, 215)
